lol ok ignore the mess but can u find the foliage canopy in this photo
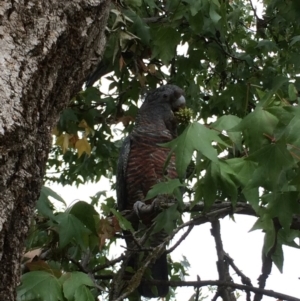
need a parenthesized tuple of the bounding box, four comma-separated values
(18, 0, 300, 300)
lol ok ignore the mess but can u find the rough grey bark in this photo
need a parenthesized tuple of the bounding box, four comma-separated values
(0, 0, 110, 300)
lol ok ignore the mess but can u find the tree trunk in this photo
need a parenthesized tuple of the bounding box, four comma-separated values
(0, 1, 110, 299)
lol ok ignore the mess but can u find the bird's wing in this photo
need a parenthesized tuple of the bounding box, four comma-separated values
(116, 136, 131, 211)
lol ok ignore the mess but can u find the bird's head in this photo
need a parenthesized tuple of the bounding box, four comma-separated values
(142, 84, 186, 113)
(135, 85, 187, 137)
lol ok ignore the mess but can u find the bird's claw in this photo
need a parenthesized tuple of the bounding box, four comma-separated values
(133, 199, 163, 220)
(133, 201, 145, 219)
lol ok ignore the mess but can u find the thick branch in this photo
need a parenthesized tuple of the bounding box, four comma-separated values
(91, 274, 300, 301)
(119, 201, 300, 231)
(142, 280, 300, 301)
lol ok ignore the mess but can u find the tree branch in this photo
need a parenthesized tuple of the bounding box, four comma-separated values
(211, 220, 236, 301)
(254, 222, 280, 301)
(93, 255, 125, 273)
(118, 201, 300, 231)
(166, 224, 194, 254)
(91, 274, 300, 301)
(224, 253, 252, 301)
(142, 279, 300, 301)
(195, 275, 201, 301)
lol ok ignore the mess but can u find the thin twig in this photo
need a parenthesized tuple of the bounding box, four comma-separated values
(249, 0, 259, 20)
(224, 254, 253, 286)
(68, 257, 88, 273)
(166, 224, 194, 254)
(224, 253, 252, 301)
(93, 255, 125, 273)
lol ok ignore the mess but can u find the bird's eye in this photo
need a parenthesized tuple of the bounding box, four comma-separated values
(163, 93, 168, 98)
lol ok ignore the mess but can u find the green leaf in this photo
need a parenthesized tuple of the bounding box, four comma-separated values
(164, 122, 226, 179)
(278, 228, 300, 249)
(209, 4, 221, 24)
(215, 161, 239, 205)
(74, 285, 95, 301)
(36, 188, 55, 220)
(263, 229, 276, 256)
(41, 186, 66, 205)
(182, 0, 202, 16)
(152, 26, 181, 64)
(80, 87, 102, 103)
(37, 186, 66, 220)
(246, 142, 295, 190)
(251, 214, 275, 254)
(55, 212, 91, 249)
(153, 204, 179, 234)
(229, 107, 278, 150)
(256, 40, 278, 52)
(17, 271, 64, 301)
(124, 9, 151, 44)
(194, 162, 217, 209)
(265, 106, 294, 126)
(281, 115, 300, 148)
(58, 108, 78, 134)
(145, 178, 184, 201)
(290, 35, 300, 46)
(124, 0, 142, 7)
(269, 76, 289, 93)
(288, 83, 298, 101)
(272, 243, 284, 273)
(110, 208, 134, 232)
(267, 192, 300, 229)
(211, 115, 242, 149)
(226, 158, 257, 186)
(61, 272, 94, 301)
(68, 201, 98, 235)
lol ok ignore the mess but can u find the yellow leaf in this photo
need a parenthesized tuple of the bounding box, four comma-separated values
(98, 218, 116, 250)
(52, 127, 59, 136)
(62, 134, 70, 154)
(55, 134, 64, 147)
(55, 133, 69, 154)
(78, 119, 88, 129)
(137, 73, 146, 86)
(75, 137, 91, 158)
(78, 119, 94, 136)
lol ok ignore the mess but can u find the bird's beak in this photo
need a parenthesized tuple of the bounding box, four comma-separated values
(173, 95, 186, 111)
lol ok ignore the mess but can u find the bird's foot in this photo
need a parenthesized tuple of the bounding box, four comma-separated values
(133, 199, 162, 219)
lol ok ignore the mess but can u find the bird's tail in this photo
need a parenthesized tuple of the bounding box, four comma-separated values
(138, 252, 169, 298)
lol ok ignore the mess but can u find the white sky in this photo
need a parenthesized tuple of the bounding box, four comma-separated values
(48, 1, 300, 300)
